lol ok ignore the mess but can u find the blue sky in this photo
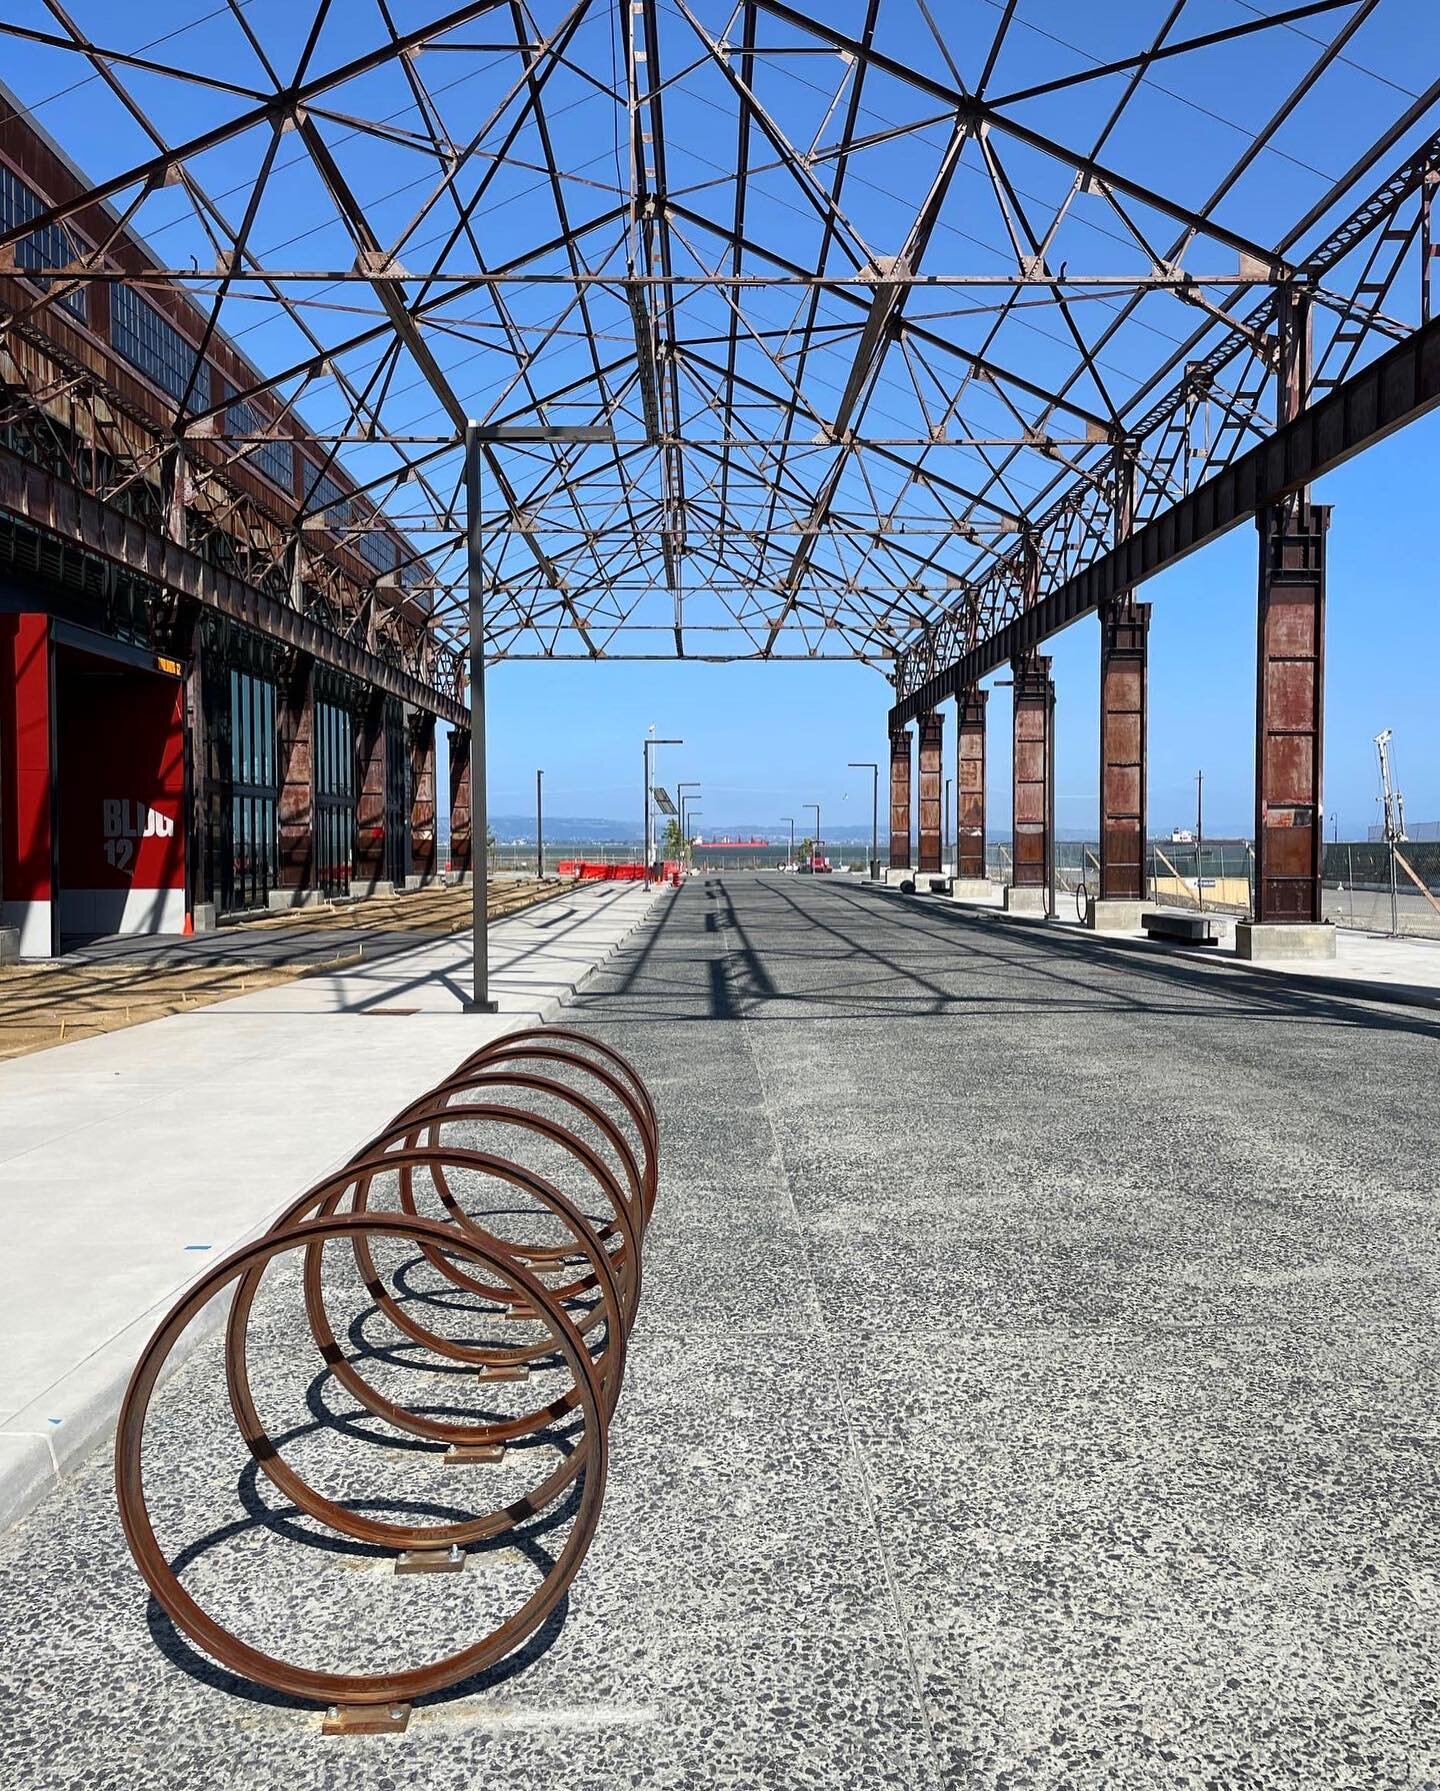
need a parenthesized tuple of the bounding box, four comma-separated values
(4, 2, 1437, 839)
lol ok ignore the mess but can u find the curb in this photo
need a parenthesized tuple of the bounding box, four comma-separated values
(0, 884, 665, 1538)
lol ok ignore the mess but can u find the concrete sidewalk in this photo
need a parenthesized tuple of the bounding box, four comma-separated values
(889, 881, 1440, 1009)
(0, 879, 665, 1530)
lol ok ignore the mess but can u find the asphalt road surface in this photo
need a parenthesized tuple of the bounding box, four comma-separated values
(3, 873, 1436, 1789)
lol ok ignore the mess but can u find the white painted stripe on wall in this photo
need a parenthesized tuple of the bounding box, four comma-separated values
(0, 901, 54, 958)
(57, 887, 187, 939)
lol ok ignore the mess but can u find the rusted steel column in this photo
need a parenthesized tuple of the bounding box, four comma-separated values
(449, 727, 473, 877)
(1254, 502, 1329, 924)
(1010, 650, 1054, 897)
(955, 687, 987, 881)
(917, 710, 944, 874)
(888, 726, 912, 870)
(409, 713, 437, 884)
(354, 692, 387, 894)
(1098, 598, 1150, 901)
(1239, 285, 1333, 956)
(276, 653, 315, 895)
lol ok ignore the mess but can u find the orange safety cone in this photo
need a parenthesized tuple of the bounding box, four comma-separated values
(182, 911, 194, 936)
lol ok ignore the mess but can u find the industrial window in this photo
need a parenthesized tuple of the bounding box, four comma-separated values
(0, 164, 87, 321)
(301, 465, 353, 526)
(315, 698, 354, 899)
(110, 283, 210, 410)
(226, 398, 294, 492)
(228, 669, 277, 911)
(355, 528, 397, 577)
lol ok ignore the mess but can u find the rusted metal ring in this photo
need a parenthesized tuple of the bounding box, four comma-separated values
(465, 1027, 658, 1160)
(353, 1093, 644, 1314)
(432, 1045, 659, 1224)
(386, 1069, 649, 1250)
(222, 1145, 629, 1512)
(333, 1138, 637, 1386)
(116, 1210, 607, 1709)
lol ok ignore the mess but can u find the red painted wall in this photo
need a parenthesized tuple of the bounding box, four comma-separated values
(0, 612, 53, 904)
(56, 655, 185, 896)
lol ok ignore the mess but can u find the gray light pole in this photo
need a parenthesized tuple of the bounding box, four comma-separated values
(781, 816, 794, 870)
(678, 781, 700, 864)
(849, 763, 878, 880)
(804, 802, 820, 868)
(465, 419, 613, 1012)
(643, 734, 682, 879)
(536, 767, 544, 881)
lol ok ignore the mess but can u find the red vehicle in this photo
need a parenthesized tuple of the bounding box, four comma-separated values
(809, 854, 832, 874)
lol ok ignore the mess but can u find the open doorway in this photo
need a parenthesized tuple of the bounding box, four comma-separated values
(54, 640, 186, 945)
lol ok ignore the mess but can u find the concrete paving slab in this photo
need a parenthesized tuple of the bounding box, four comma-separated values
(1, 874, 1438, 1789)
(0, 882, 664, 1527)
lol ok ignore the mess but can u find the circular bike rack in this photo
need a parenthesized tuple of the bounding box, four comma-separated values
(114, 1025, 660, 1733)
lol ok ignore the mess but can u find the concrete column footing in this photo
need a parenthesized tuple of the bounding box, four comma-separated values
(1003, 885, 1048, 916)
(1086, 898, 1144, 932)
(952, 878, 994, 899)
(266, 888, 326, 911)
(1235, 921, 1337, 961)
(885, 866, 915, 886)
(190, 904, 217, 934)
(0, 927, 18, 965)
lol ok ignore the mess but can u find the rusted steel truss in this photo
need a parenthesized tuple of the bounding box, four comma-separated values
(1, 4, 1434, 670)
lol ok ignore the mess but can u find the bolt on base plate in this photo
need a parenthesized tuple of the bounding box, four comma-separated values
(444, 1442, 506, 1466)
(321, 1703, 411, 1736)
(395, 1545, 466, 1575)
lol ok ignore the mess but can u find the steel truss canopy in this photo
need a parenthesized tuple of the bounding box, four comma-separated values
(3, 0, 1437, 674)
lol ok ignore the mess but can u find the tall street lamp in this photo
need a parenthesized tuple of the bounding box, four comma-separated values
(465, 419, 613, 1013)
(849, 762, 878, 880)
(677, 781, 700, 862)
(535, 767, 544, 881)
(780, 815, 794, 870)
(643, 733, 683, 878)
(804, 802, 820, 869)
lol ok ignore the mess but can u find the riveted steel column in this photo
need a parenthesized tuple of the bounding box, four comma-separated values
(956, 686, 987, 880)
(1011, 650, 1054, 899)
(917, 710, 944, 874)
(1241, 285, 1332, 952)
(409, 713, 437, 884)
(888, 726, 912, 871)
(448, 728, 472, 879)
(354, 690, 387, 895)
(276, 652, 315, 899)
(1098, 599, 1150, 900)
(1254, 502, 1328, 923)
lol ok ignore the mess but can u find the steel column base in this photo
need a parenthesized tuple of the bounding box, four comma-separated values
(462, 999, 501, 1014)
(1085, 898, 1144, 932)
(1235, 921, 1336, 960)
(1003, 886, 1047, 916)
